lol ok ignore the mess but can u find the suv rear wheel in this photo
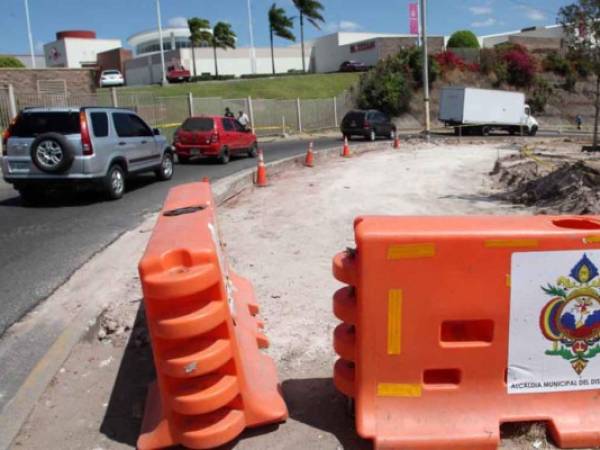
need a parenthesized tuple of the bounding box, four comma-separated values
(103, 164, 126, 200)
(155, 152, 174, 181)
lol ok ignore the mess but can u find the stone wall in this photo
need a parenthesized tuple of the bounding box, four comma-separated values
(0, 69, 97, 95)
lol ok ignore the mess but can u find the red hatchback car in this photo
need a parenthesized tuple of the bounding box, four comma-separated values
(174, 116, 258, 164)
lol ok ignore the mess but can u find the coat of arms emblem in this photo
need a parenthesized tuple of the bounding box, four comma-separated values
(539, 254, 600, 375)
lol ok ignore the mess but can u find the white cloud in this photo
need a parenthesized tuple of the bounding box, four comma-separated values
(517, 6, 546, 22)
(471, 17, 497, 28)
(325, 20, 362, 33)
(167, 16, 188, 28)
(469, 5, 493, 15)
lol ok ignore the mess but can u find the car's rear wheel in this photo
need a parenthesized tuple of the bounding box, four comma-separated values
(218, 147, 230, 165)
(155, 152, 174, 181)
(481, 126, 491, 136)
(104, 164, 126, 200)
(248, 142, 258, 158)
(17, 186, 44, 205)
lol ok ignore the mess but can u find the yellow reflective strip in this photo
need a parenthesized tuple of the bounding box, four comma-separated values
(584, 236, 600, 244)
(506, 274, 511, 288)
(387, 290, 402, 355)
(388, 243, 435, 259)
(377, 383, 422, 398)
(485, 239, 538, 248)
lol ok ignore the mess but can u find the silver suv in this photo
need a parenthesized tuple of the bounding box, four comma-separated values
(1, 107, 174, 202)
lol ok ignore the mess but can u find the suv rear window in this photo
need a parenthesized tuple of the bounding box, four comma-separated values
(90, 112, 109, 137)
(342, 112, 366, 126)
(11, 112, 80, 137)
(181, 117, 214, 132)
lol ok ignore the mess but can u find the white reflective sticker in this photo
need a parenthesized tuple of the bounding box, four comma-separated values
(508, 250, 600, 394)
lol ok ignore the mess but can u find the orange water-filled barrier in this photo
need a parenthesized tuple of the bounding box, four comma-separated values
(333, 215, 600, 450)
(138, 180, 287, 449)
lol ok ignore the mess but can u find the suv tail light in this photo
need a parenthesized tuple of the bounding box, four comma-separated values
(80, 110, 93, 155)
(2, 118, 16, 156)
(363, 119, 370, 129)
(2, 129, 10, 156)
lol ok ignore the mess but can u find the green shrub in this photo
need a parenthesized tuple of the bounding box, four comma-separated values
(528, 77, 553, 114)
(543, 51, 571, 76)
(356, 68, 412, 116)
(567, 49, 593, 78)
(405, 47, 439, 87)
(0, 56, 25, 68)
(447, 30, 480, 49)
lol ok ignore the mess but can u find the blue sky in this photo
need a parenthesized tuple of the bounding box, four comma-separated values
(1, 0, 572, 55)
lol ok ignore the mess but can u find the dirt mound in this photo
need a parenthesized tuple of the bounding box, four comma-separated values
(494, 159, 600, 214)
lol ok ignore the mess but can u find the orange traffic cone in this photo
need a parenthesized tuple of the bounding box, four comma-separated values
(255, 149, 268, 187)
(342, 137, 351, 158)
(305, 142, 315, 167)
(393, 134, 400, 149)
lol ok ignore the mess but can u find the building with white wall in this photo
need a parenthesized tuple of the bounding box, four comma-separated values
(44, 30, 121, 68)
(125, 26, 311, 85)
(312, 32, 445, 73)
(480, 25, 565, 49)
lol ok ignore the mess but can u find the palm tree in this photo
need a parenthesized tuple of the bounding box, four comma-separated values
(269, 3, 296, 75)
(187, 17, 212, 77)
(212, 22, 236, 77)
(292, 0, 324, 72)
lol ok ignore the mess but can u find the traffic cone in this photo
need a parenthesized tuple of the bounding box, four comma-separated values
(342, 137, 351, 158)
(255, 149, 268, 187)
(305, 142, 315, 167)
(393, 135, 400, 149)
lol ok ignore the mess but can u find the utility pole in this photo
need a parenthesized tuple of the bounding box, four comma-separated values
(246, 0, 257, 74)
(155, 0, 167, 85)
(419, 0, 430, 137)
(24, 0, 36, 68)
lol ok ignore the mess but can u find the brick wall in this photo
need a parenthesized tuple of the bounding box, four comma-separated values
(0, 68, 97, 95)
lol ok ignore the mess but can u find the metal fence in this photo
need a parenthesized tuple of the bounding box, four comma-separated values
(0, 87, 354, 138)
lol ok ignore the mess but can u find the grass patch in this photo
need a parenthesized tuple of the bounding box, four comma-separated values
(119, 73, 360, 99)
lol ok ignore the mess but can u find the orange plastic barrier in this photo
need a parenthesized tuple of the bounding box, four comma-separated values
(333, 216, 600, 450)
(138, 180, 287, 449)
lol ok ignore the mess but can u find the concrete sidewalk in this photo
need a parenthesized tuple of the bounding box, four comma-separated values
(11, 140, 586, 450)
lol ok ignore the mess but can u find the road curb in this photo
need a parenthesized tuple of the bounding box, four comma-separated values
(0, 138, 391, 449)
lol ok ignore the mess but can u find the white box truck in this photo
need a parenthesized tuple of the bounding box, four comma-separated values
(438, 87, 538, 136)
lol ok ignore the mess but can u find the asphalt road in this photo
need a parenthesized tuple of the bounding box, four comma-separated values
(0, 136, 341, 337)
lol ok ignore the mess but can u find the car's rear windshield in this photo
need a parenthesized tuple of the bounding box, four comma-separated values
(103, 70, 120, 75)
(11, 112, 80, 137)
(342, 112, 366, 125)
(181, 117, 214, 132)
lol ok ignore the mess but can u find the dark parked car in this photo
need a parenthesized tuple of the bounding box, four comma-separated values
(341, 110, 396, 141)
(339, 60, 368, 72)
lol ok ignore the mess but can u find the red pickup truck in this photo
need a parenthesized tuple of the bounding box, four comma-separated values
(166, 64, 191, 83)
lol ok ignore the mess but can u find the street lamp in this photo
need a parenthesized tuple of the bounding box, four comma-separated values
(246, 0, 257, 74)
(24, 0, 36, 68)
(419, 0, 430, 136)
(155, 0, 167, 85)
